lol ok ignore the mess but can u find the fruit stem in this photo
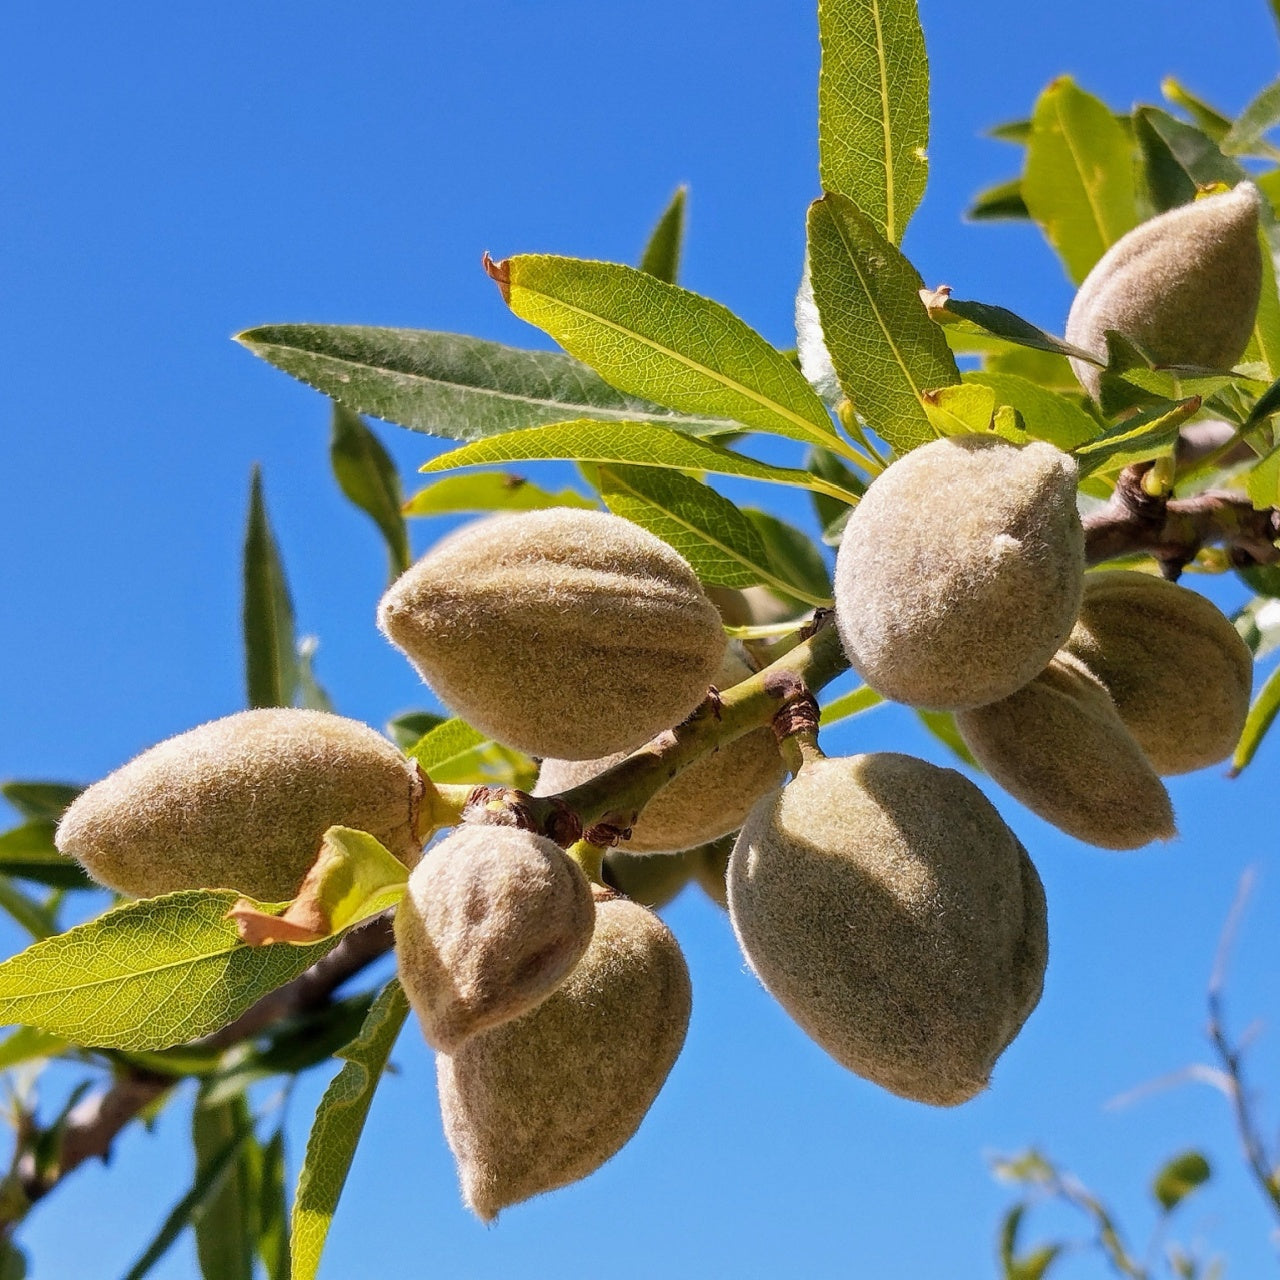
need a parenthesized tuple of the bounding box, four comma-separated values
(565, 839, 606, 886)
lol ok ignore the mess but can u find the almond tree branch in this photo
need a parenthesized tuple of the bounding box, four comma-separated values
(1084, 465, 1280, 579)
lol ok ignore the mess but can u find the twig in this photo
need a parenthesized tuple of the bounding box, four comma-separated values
(11, 913, 395, 1209)
(1084, 465, 1280, 579)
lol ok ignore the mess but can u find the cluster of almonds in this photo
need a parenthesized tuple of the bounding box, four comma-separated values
(52, 181, 1263, 1220)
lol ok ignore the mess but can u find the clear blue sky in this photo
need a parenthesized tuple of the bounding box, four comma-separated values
(3, 1, 1280, 1276)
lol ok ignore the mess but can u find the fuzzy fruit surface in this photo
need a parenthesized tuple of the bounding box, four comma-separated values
(533, 648, 785, 853)
(728, 752, 1047, 1106)
(956, 652, 1176, 850)
(55, 708, 423, 901)
(395, 823, 595, 1052)
(377, 507, 726, 760)
(833, 435, 1084, 710)
(1065, 183, 1262, 401)
(1063, 570, 1253, 775)
(437, 890, 691, 1221)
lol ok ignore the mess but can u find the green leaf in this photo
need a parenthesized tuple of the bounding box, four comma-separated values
(807, 193, 959, 453)
(1010, 1245, 1064, 1280)
(1132, 108, 1247, 197)
(939, 297, 1100, 365)
(1245, 226, 1280, 381)
(0, 1242, 26, 1280)
(818, 0, 929, 243)
(405, 718, 489, 775)
(1231, 659, 1280, 775)
(258, 1128, 291, 1280)
(403, 470, 597, 518)
(916, 709, 980, 769)
(121, 1111, 257, 1280)
(296, 827, 408, 936)
(968, 178, 1029, 222)
(595, 464, 830, 605)
(807, 447, 867, 540)
(296, 636, 334, 713)
(237, 324, 740, 442)
(1223, 78, 1280, 157)
(1153, 1150, 1212, 1212)
(192, 1091, 257, 1280)
(1074, 398, 1202, 476)
(1023, 77, 1139, 284)
(639, 186, 687, 283)
(964, 372, 1101, 450)
(1248, 444, 1280, 510)
(1233, 592, 1280, 658)
(0, 1025, 68, 1070)
(1161, 77, 1233, 144)
(744, 509, 834, 605)
(491, 254, 846, 453)
(819, 685, 884, 725)
(419, 419, 863, 503)
(244, 466, 299, 711)
(1135, 109, 1199, 214)
(403, 717, 533, 789)
(0, 782, 82, 824)
(921, 384, 1000, 437)
(0, 876, 59, 940)
(0, 891, 331, 1051)
(0, 823, 95, 890)
(291, 979, 409, 1280)
(330, 404, 411, 581)
(385, 710, 445, 750)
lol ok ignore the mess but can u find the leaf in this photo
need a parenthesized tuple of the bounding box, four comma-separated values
(0, 823, 95, 890)
(1010, 1245, 1065, 1280)
(1233, 592, 1280, 659)
(595, 465, 829, 604)
(1135, 109, 1199, 214)
(403, 471, 596, 518)
(291, 980, 409, 1280)
(1248, 444, 1280, 510)
(121, 1109, 258, 1280)
(0, 782, 82, 824)
(1153, 1150, 1212, 1212)
(192, 1091, 257, 1280)
(237, 324, 741, 442)
(0, 1025, 68, 1070)
(939, 297, 1100, 365)
(330, 404, 411, 581)
(385, 710, 445, 750)
(406, 718, 489, 775)
(296, 635, 334, 713)
(0, 891, 332, 1051)
(916, 709, 979, 769)
(968, 178, 1029, 222)
(1074, 397, 1202, 477)
(1231, 659, 1280, 775)
(744, 509, 834, 604)
(1245, 226, 1280, 381)
(1132, 108, 1247, 196)
(964, 372, 1101, 450)
(0, 876, 59, 940)
(1023, 77, 1139, 284)
(1161, 77, 1233, 145)
(639, 186, 687, 283)
(1223, 78, 1280, 157)
(817, 0, 929, 243)
(419, 418, 863, 503)
(819, 684, 884, 726)
(489, 254, 845, 452)
(921, 384, 1001, 437)
(244, 466, 299, 710)
(258, 1128, 291, 1280)
(807, 447, 867, 540)
(807, 193, 959, 453)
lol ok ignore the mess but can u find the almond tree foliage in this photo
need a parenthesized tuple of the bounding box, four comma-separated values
(4, 0, 1280, 1276)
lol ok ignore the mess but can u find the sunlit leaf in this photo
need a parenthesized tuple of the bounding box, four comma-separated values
(1153, 1150, 1211, 1212)
(237, 324, 740, 441)
(192, 1090, 257, 1280)
(403, 471, 596, 518)
(807, 192, 959, 452)
(819, 684, 884, 725)
(939, 297, 1100, 364)
(1222, 78, 1280, 157)
(1231, 659, 1280, 775)
(258, 1128, 291, 1280)
(917, 709, 979, 769)
(1161, 77, 1233, 144)
(639, 186, 687, 283)
(968, 177, 1029, 222)
(1023, 77, 1138, 283)
(964, 372, 1101, 450)
(1074, 398, 1201, 476)
(243, 467, 298, 711)
(0, 1025, 68, 1070)
(291, 980, 409, 1280)
(330, 404, 411, 581)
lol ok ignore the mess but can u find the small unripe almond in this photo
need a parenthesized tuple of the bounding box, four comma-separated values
(533, 650, 785, 853)
(728, 753, 1047, 1106)
(690, 834, 734, 909)
(438, 890, 691, 1221)
(55, 709, 423, 901)
(834, 435, 1084, 710)
(395, 824, 595, 1052)
(377, 508, 726, 760)
(1062, 570, 1253, 775)
(601, 848, 695, 908)
(1065, 183, 1263, 401)
(956, 652, 1176, 850)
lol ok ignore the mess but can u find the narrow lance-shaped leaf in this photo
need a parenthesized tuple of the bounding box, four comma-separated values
(964, 371, 1101, 450)
(818, 0, 929, 243)
(1247, 444, 1280, 511)
(1223, 78, 1280, 157)
(0, 891, 332, 1051)
(807, 192, 960, 452)
(819, 685, 884, 726)
(968, 177, 1029, 222)
(744, 508, 834, 605)
(0, 782, 82, 823)
(330, 404, 410, 581)
(0, 1026, 67, 1071)
(244, 467, 298, 710)
(1232, 659, 1280, 775)
(1245, 226, 1280, 381)
(238, 325, 741, 442)
(291, 979, 409, 1280)
(0, 875, 59, 940)
(1023, 77, 1139, 284)
(1132, 108, 1247, 210)
(638, 186, 687, 283)
(937, 295, 1102, 365)
(192, 1090, 258, 1280)
(403, 471, 597, 519)
(419, 418, 864, 504)
(258, 1128, 291, 1280)
(0, 821, 95, 891)
(1074, 397, 1202, 477)
(595, 464, 830, 604)
(487, 254, 852, 455)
